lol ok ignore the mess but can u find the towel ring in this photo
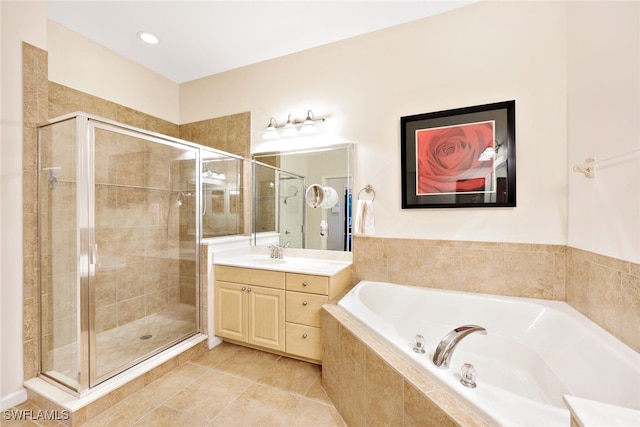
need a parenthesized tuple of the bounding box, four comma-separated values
(357, 184, 376, 201)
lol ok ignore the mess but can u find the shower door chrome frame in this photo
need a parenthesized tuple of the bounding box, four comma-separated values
(77, 116, 92, 391)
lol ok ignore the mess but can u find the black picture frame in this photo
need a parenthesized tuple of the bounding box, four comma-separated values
(401, 100, 516, 209)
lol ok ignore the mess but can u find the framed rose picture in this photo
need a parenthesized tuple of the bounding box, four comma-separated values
(401, 100, 516, 209)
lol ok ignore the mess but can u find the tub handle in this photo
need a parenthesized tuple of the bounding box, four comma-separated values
(413, 334, 426, 354)
(302, 301, 308, 306)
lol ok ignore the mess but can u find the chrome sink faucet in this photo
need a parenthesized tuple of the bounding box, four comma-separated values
(432, 325, 487, 369)
(269, 243, 282, 259)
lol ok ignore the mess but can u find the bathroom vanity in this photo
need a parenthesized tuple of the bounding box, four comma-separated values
(214, 255, 352, 363)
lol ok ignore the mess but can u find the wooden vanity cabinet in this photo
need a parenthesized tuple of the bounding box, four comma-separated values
(215, 266, 286, 352)
(284, 269, 351, 362)
(215, 264, 351, 363)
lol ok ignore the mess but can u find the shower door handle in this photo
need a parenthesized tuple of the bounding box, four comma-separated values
(90, 243, 98, 265)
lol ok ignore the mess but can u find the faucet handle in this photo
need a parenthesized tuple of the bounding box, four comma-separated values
(460, 363, 478, 388)
(413, 334, 426, 354)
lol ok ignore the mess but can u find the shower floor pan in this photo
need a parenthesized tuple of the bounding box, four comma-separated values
(46, 303, 196, 384)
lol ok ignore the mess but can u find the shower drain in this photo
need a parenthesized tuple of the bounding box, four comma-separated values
(140, 334, 153, 340)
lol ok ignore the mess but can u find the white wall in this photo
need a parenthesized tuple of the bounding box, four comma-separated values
(567, 1, 640, 263)
(0, 0, 47, 411)
(181, 1, 568, 245)
(48, 20, 179, 123)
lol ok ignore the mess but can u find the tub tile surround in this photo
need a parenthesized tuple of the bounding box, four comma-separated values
(321, 304, 488, 427)
(354, 236, 640, 353)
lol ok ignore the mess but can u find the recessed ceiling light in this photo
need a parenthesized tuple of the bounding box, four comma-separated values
(137, 31, 159, 45)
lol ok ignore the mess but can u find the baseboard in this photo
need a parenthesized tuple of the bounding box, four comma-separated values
(1, 387, 27, 411)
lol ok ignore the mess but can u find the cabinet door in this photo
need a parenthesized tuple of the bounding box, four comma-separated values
(215, 281, 247, 342)
(247, 286, 285, 351)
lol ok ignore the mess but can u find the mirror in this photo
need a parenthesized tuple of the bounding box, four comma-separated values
(253, 143, 354, 251)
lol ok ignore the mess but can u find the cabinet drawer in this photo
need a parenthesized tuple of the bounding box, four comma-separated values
(286, 273, 328, 295)
(286, 292, 327, 327)
(215, 265, 285, 289)
(286, 323, 322, 361)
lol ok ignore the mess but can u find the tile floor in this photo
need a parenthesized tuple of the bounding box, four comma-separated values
(5, 342, 346, 427)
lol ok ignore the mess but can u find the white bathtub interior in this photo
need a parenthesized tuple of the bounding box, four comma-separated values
(338, 280, 640, 426)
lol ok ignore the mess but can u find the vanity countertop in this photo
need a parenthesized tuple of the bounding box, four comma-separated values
(214, 254, 352, 277)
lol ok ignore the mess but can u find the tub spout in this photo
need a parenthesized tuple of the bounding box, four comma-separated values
(433, 325, 487, 369)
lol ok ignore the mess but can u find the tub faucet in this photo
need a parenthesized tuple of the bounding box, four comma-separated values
(432, 325, 487, 369)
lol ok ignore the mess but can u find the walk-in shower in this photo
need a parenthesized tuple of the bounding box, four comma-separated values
(37, 113, 243, 393)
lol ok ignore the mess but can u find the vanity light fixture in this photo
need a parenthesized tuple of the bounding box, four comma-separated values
(262, 110, 327, 139)
(137, 31, 160, 45)
(300, 110, 320, 134)
(282, 114, 298, 137)
(263, 118, 279, 139)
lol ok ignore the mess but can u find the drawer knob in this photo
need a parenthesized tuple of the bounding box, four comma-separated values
(302, 333, 308, 339)
(241, 287, 246, 291)
(302, 282, 308, 287)
(302, 301, 308, 306)
(247, 287, 252, 292)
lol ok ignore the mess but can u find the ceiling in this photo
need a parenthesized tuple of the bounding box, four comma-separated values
(47, 0, 477, 84)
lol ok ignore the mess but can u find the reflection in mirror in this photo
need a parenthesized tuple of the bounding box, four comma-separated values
(200, 151, 244, 238)
(253, 144, 354, 251)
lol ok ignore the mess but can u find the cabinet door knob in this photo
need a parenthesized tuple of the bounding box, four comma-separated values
(302, 301, 308, 306)
(302, 282, 308, 287)
(302, 333, 308, 339)
(247, 287, 252, 292)
(241, 287, 246, 291)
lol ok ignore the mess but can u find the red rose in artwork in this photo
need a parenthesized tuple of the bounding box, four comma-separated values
(416, 121, 494, 194)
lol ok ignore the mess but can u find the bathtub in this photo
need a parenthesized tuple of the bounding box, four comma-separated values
(338, 281, 640, 426)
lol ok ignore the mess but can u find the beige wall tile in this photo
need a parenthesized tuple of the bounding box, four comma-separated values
(387, 242, 425, 286)
(505, 250, 554, 299)
(403, 383, 457, 427)
(620, 272, 640, 350)
(365, 349, 403, 426)
(588, 263, 623, 337)
(353, 236, 388, 281)
(337, 326, 365, 426)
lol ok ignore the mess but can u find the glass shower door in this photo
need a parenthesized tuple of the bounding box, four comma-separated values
(277, 171, 305, 248)
(90, 123, 199, 385)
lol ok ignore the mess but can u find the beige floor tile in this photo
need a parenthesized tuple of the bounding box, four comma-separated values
(288, 398, 346, 427)
(304, 377, 333, 405)
(255, 356, 321, 395)
(17, 345, 343, 427)
(2, 402, 64, 427)
(214, 346, 279, 381)
(164, 369, 251, 422)
(211, 383, 299, 426)
(190, 342, 241, 369)
(81, 391, 156, 427)
(136, 362, 209, 403)
(131, 405, 208, 427)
